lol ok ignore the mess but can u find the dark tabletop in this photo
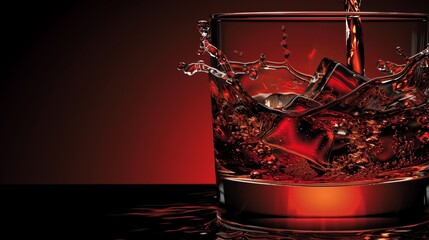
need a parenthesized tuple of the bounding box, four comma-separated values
(1, 185, 429, 239)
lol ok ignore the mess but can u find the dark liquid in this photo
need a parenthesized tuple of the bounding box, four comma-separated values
(345, 0, 365, 75)
(179, 20, 429, 183)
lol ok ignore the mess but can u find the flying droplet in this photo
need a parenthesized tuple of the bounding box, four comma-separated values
(377, 60, 386, 71)
(197, 20, 209, 35)
(396, 46, 408, 59)
(249, 69, 258, 80)
(284, 49, 291, 59)
(177, 62, 187, 70)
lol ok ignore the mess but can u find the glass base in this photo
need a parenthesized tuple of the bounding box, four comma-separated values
(217, 209, 429, 233)
(218, 176, 429, 217)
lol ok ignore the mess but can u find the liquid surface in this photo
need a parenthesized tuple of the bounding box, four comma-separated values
(179, 19, 429, 184)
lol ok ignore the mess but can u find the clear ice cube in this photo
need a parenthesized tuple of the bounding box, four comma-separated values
(304, 58, 368, 104)
(263, 117, 334, 169)
(263, 93, 321, 112)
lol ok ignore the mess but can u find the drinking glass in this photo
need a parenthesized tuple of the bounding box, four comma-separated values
(208, 12, 429, 230)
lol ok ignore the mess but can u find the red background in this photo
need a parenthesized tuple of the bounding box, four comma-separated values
(1, 0, 428, 184)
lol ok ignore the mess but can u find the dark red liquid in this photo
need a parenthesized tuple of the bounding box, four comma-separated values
(215, 58, 429, 183)
(345, 0, 365, 75)
(179, 21, 429, 183)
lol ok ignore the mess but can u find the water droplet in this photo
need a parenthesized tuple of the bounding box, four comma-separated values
(249, 69, 258, 80)
(197, 20, 209, 35)
(377, 60, 386, 71)
(177, 62, 187, 70)
(259, 53, 266, 62)
(284, 49, 291, 59)
(282, 33, 288, 40)
(396, 46, 408, 59)
(197, 48, 204, 55)
(234, 50, 244, 56)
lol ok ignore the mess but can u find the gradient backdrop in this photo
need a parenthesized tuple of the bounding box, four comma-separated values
(1, 0, 429, 183)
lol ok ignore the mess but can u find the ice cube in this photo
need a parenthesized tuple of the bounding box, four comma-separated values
(281, 95, 321, 112)
(263, 117, 334, 169)
(263, 93, 321, 112)
(264, 93, 297, 109)
(339, 55, 429, 113)
(304, 58, 368, 104)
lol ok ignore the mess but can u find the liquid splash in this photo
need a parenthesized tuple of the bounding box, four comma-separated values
(178, 21, 312, 85)
(345, 0, 365, 75)
(179, 18, 429, 183)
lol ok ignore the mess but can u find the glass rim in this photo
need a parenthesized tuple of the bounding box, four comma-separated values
(211, 11, 429, 21)
(226, 174, 429, 187)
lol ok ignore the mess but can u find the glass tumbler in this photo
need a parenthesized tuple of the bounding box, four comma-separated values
(207, 12, 429, 227)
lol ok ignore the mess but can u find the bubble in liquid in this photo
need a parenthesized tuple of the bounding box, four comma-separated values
(418, 115, 429, 125)
(418, 132, 429, 144)
(250, 170, 262, 179)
